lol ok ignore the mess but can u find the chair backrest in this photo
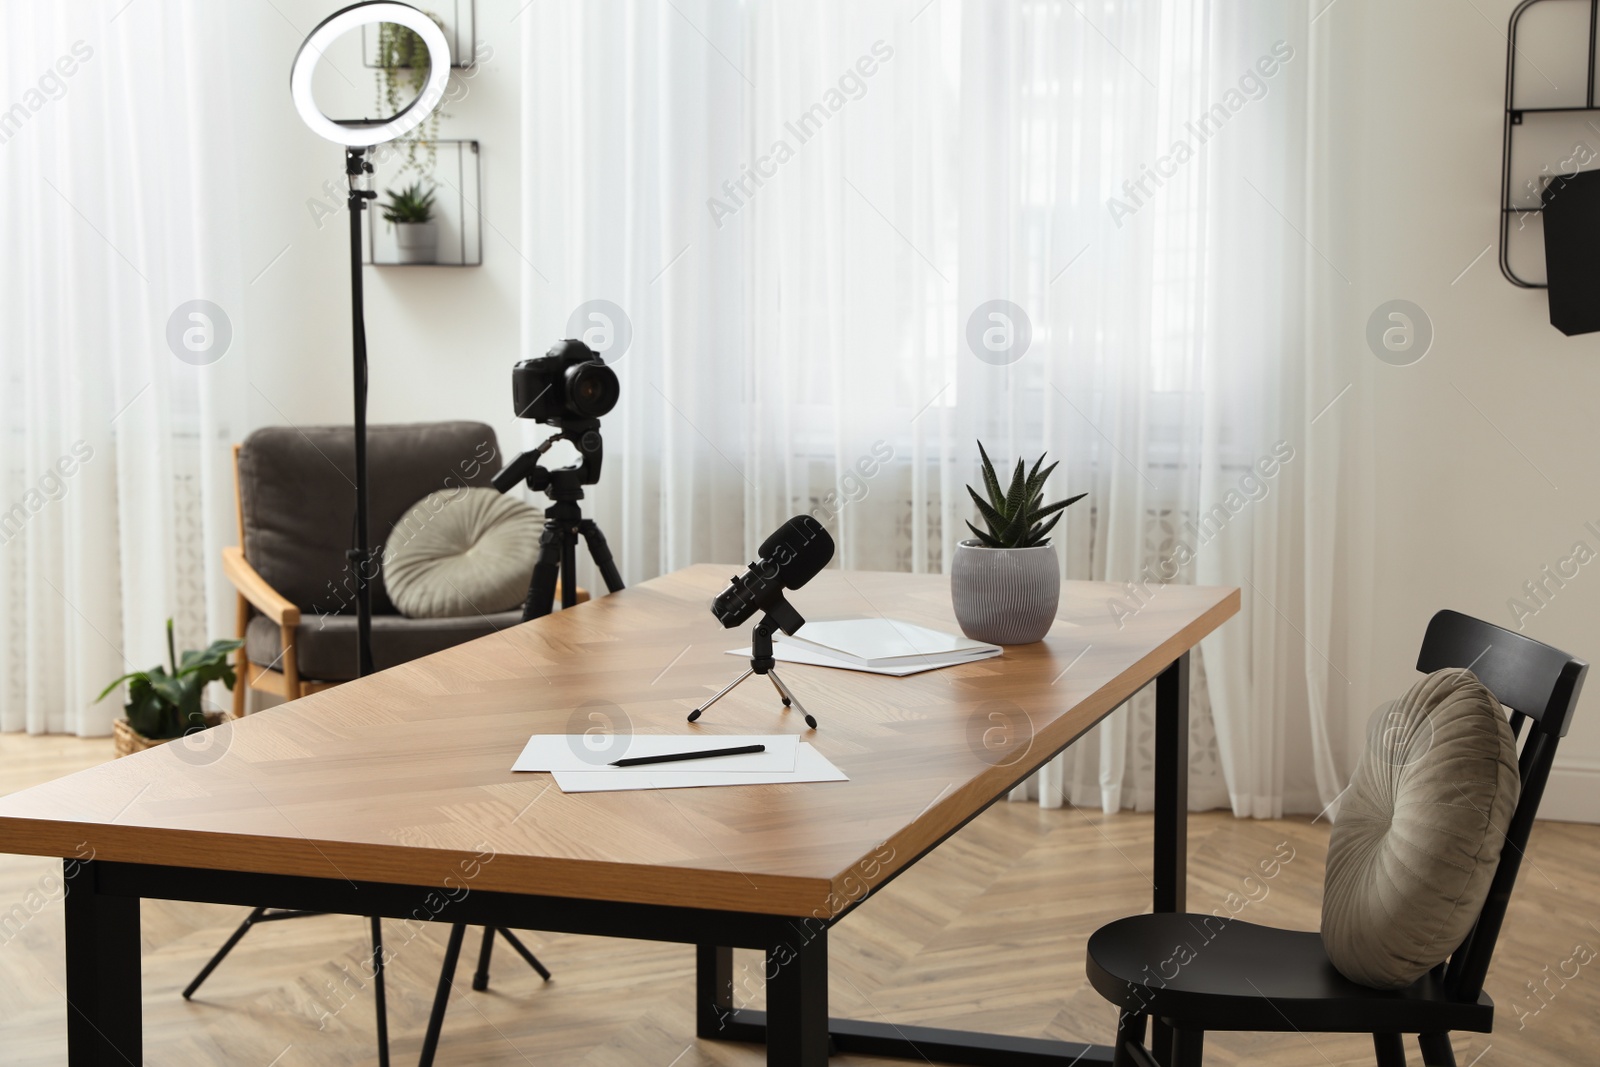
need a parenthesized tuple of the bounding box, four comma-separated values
(236, 421, 503, 616)
(1415, 610, 1588, 1001)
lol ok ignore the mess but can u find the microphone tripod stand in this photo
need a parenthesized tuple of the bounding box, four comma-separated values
(493, 420, 624, 619)
(689, 601, 819, 729)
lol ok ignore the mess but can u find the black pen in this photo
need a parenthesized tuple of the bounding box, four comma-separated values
(609, 744, 766, 768)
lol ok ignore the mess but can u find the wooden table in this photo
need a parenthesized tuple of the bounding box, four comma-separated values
(0, 565, 1238, 1066)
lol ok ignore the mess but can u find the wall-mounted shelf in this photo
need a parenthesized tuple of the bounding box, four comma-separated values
(1501, 0, 1600, 287)
(362, 0, 477, 69)
(364, 140, 482, 268)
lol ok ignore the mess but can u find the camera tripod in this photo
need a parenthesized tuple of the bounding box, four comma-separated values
(688, 609, 819, 729)
(493, 421, 624, 620)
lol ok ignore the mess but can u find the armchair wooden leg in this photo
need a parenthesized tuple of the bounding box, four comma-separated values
(1374, 1033, 1407, 1067)
(280, 623, 302, 702)
(232, 595, 250, 718)
(1417, 1033, 1455, 1066)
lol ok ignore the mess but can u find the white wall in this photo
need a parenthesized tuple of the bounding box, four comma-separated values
(1331, 0, 1600, 821)
(231, 0, 529, 450)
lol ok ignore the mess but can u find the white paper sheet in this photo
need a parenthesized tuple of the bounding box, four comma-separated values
(512, 733, 798, 773)
(549, 742, 847, 793)
(781, 617, 999, 665)
(727, 643, 999, 676)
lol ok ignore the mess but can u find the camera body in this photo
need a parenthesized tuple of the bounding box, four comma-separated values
(512, 339, 620, 425)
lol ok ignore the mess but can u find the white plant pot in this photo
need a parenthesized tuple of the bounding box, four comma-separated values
(950, 539, 1061, 645)
(393, 220, 439, 264)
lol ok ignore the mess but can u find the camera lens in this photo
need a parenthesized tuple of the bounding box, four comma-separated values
(565, 361, 620, 418)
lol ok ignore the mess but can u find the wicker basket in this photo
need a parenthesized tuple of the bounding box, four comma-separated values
(112, 711, 230, 758)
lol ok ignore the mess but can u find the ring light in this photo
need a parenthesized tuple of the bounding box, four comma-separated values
(290, 1, 450, 146)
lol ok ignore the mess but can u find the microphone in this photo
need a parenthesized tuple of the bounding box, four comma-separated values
(760, 514, 833, 588)
(710, 515, 834, 634)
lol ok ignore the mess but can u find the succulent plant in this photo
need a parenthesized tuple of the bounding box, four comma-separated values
(965, 441, 1085, 549)
(380, 181, 437, 224)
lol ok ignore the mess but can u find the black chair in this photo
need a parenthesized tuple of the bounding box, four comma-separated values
(1085, 610, 1587, 1067)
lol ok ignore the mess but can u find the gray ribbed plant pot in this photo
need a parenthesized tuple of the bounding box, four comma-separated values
(950, 539, 1060, 645)
(393, 221, 439, 264)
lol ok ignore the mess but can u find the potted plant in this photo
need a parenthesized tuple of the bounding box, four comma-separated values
(97, 619, 243, 756)
(381, 181, 439, 264)
(951, 443, 1085, 644)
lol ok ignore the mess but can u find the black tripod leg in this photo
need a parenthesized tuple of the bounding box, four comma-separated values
(419, 924, 467, 1067)
(471, 925, 496, 992)
(522, 527, 564, 621)
(560, 526, 578, 609)
(578, 520, 625, 593)
(182, 906, 266, 999)
(370, 917, 389, 1067)
(495, 929, 553, 981)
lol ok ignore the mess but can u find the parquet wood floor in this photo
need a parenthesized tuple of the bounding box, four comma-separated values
(0, 733, 1593, 1066)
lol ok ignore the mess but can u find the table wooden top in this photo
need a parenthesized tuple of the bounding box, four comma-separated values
(0, 566, 1237, 917)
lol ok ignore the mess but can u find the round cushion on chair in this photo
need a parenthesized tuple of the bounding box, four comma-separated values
(383, 488, 542, 619)
(1321, 668, 1520, 989)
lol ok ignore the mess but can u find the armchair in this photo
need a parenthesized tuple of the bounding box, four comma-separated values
(225, 420, 581, 712)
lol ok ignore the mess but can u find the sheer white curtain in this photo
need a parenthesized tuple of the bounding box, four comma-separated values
(0, 2, 246, 735)
(521, 0, 1344, 816)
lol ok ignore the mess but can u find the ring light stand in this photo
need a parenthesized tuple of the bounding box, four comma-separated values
(181, 12, 468, 1066)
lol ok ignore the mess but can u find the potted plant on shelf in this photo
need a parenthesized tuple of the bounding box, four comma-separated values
(97, 619, 243, 757)
(381, 181, 439, 264)
(951, 442, 1085, 644)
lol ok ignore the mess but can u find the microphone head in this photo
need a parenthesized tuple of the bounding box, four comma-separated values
(708, 516, 834, 630)
(759, 515, 834, 589)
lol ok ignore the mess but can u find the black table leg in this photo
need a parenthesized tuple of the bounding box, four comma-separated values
(766, 929, 828, 1067)
(697, 945, 736, 1037)
(1151, 653, 1191, 1064)
(64, 859, 141, 1066)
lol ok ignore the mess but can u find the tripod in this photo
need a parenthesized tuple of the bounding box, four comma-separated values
(688, 605, 819, 730)
(493, 422, 624, 619)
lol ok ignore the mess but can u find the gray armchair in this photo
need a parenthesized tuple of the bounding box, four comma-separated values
(224, 420, 574, 711)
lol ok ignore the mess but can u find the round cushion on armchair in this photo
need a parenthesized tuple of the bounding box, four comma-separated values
(1320, 668, 1520, 989)
(384, 488, 542, 619)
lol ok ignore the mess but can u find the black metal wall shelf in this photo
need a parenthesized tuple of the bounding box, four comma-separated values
(364, 140, 483, 268)
(1501, 0, 1600, 287)
(362, 0, 478, 70)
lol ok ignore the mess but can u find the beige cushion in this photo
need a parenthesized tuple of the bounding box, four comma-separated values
(384, 488, 542, 618)
(1321, 669, 1520, 989)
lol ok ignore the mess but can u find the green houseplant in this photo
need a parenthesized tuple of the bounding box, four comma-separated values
(952, 443, 1085, 644)
(375, 16, 447, 177)
(97, 619, 243, 743)
(380, 181, 439, 264)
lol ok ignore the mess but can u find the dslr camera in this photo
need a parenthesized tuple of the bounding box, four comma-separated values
(512, 339, 620, 426)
